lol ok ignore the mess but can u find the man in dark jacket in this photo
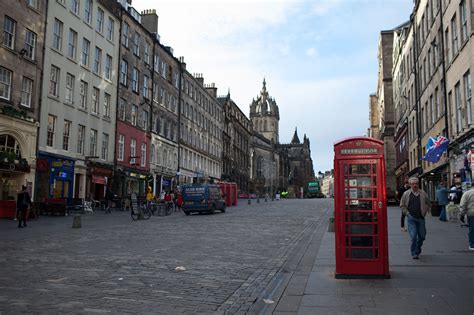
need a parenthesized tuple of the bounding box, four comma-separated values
(17, 185, 31, 228)
(105, 187, 114, 213)
(400, 177, 431, 259)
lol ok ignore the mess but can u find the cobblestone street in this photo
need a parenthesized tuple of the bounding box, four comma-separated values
(0, 199, 332, 314)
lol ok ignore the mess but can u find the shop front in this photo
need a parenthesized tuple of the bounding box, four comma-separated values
(449, 131, 474, 186)
(86, 162, 113, 200)
(0, 121, 37, 218)
(114, 167, 148, 198)
(150, 165, 176, 197)
(35, 152, 75, 200)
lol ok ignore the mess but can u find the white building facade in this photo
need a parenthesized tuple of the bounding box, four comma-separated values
(36, 0, 118, 200)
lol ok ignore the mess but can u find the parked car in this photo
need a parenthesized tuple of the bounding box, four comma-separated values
(182, 184, 226, 215)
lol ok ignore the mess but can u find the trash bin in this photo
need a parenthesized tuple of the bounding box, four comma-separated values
(430, 201, 440, 217)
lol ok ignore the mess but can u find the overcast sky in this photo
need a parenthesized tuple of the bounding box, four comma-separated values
(131, 0, 413, 173)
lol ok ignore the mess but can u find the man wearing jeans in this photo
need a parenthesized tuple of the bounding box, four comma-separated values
(400, 177, 431, 259)
(459, 185, 474, 251)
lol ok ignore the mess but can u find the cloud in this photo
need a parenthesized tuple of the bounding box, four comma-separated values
(128, 0, 413, 172)
(311, 0, 342, 16)
(305, 47, 317, 57)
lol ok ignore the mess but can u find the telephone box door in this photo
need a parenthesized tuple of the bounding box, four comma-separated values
(335, 158, 389, 277)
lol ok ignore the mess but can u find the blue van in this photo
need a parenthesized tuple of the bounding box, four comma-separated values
(182, 184, 226, 215)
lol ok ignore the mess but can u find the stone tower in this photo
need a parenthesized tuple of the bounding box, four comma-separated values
(249, 78, 280, 143)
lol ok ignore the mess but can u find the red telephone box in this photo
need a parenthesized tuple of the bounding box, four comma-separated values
(333, 137, 389, 278)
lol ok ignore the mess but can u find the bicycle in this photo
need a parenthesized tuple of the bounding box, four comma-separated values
(130, 202, 151, 221)
(165, 202, 174, 216)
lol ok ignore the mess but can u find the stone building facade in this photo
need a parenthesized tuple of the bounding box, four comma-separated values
(140, 9, 181, 196)
(178, 72, 223, 185)
(0, 0, 46, 201)
(377, 0, 474, 201)
(374, 30, 397, 202)
(218, 92, 251, 193)
(277, 129, 314, 198)
(367, 94, 380, 139)
(37, 0, 119, 200)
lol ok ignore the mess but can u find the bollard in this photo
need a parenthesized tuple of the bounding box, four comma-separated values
(257, 198, 260, 203)
(248, 199, 251, 205)
(265, 197, 268, 202)
(72, 215, 82, 228)
(328, 217, 335, 232)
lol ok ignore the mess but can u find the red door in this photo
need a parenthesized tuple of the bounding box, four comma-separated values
(336, 158, 388, 276)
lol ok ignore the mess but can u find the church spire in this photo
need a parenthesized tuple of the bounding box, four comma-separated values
(291, 127, 300, 144)
(261, 77, 267, 95)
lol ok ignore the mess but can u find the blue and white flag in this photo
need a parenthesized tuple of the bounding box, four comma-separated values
(422, 136, 449, 163)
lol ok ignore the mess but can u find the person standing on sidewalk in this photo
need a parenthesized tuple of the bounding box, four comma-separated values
(397, 181, 410, 231)
(16, 185, 31, 228)
(104, 187, 114, 213)
(436, 181, 450, 222)
(400, 177, 431, 259)
(459, 185, 474, 251)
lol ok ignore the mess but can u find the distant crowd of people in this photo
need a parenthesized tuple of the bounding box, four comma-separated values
(146, 187, 183, 212)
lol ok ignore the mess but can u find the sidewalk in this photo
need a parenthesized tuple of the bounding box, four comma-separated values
(275, 206, 474, 315)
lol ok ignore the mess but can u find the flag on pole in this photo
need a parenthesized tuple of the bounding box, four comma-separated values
(422, 136, 449, 163)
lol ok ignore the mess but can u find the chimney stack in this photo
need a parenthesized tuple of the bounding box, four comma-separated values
(140, 9, 158, 35)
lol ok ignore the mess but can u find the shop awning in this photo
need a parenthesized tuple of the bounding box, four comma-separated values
(92, 175, 106, 185)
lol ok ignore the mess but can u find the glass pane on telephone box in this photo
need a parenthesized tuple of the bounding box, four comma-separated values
(343, 162, 378, 260)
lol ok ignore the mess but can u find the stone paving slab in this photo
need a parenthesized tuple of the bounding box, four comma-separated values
(0, 199, 334, 314)
(293, 206, 474, 315)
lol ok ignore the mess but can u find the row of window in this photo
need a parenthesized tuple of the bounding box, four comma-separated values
(181, 102, 222, 140)
(180, 147, 220, 178)
(3, 15, 37, 60)
(149, 144, 177, 170)
(119, 60, 146, 95)
(118, 97, 178, 143)
(46, 114, 109, 159)
(52, 19, 114, 80)
(450, 70, 473, 133)
(182, 79, 221, 122)
(48, 65, 111, 118)
(396, 0, 469, 111)
(0, 67, 34, 107)
(56, 0, 115, 42)
(117, 134, 147, 167)
(117, 98, 148, 130)
(122, 20, 178, 88)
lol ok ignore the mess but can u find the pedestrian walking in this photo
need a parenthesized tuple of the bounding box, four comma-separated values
(399, 177, 431, 259)
(436, 181, 450, 222)
(164, 191, 173, 212)
(175, 193, 183, 212)
(105, 187, 114, 213)
(16, 185, 31, 228)
(397, 181, 410, 231)
(459, 184, 474, 251)
(449, 184, 463, 204)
